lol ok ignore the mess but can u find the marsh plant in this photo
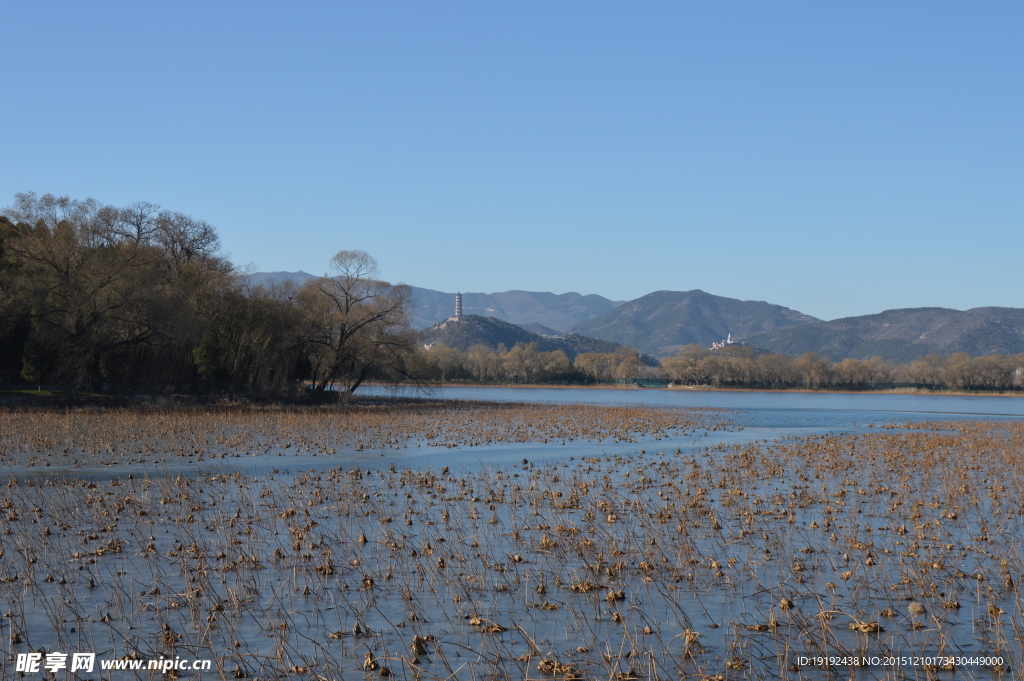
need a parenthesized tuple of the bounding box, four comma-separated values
(0, 403, 1022, 679)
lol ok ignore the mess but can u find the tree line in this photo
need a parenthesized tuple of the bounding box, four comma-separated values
(659, 344, 1024, 391)
(413, 341, 1024, 391)
(412, 343, 649, 384)
(3, 193, 1022, 396)
(0, 193, 414, 396)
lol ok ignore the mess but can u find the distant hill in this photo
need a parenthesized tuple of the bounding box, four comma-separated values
(967, 307, 1024, 330)
(519, 322, 563, 336)
(246, 271, 317, 288)
(421, 315, 625, 360)
(571, 290, 820, 357)
(407, 287, 622, 331)
(248, 273, 621, 331)
(742, 307, 1024, 363)
(246, 273, 1024, 363)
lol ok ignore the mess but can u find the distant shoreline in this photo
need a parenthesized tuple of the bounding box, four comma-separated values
(3, 383, 1022, 409)
(398, 382, 1024, 398)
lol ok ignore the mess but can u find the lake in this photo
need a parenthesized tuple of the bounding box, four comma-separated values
(377, 384, 1024, 418)
(3, 388, 1023, 679)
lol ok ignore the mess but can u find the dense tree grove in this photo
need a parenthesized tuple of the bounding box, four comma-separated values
(414, 341, 1024, 391)
(0, 193, 413, 395)
(3, 193, 1022, 396)
(661, 345, 1024, 391)
(411, 343, 650, 384)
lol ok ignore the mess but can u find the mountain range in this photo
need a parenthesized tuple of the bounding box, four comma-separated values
(407, 288, 621, 331)
(246, 271, 621, 331)
(744, 307, 1024, 364)
(250, 272, 1024, 362)
(570, 290, 820, 357)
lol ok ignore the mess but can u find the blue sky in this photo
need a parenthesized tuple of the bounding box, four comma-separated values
(1, 2, 1020, 320)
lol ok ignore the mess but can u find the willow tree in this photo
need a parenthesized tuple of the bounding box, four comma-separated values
(299, 250, 414, 396)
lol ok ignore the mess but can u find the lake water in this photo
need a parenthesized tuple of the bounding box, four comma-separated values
(5, 388, 1024, 679)
(357, 385, 1024, 465)
(376, 385, 1024, 418)
(8, 387, 1021, 480)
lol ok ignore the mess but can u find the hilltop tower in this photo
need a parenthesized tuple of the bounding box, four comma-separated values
(454, 292, 463, 319)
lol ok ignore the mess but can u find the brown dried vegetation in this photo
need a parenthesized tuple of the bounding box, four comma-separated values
(0, 405, 1023, 679)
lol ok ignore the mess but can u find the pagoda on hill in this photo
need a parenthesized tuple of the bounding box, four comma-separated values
(449, 292, 463, 321)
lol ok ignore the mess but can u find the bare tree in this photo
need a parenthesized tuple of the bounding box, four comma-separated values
(116, 201, 161, 243)
(154, 211, 220, 269)
(299, 250, 414, 396)
(907, 354, 943, 387)
(661, 344, 708, 385)
(795, 352, 832, 388)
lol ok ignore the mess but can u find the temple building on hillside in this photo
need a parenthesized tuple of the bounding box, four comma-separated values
(710, 333, 734, 350)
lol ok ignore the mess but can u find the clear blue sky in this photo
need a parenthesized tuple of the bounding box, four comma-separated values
(1, 2, 1020, 320)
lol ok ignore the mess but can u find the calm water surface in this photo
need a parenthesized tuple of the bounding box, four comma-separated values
(14, 387, 1020, 480)
(6, 388, 1024, 680)
(380, 385, 1024, 417)
(372, 385, 1024, 446)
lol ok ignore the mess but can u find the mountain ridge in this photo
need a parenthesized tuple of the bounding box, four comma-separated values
(741, 307, 1024, 363)
(571, 289, 821, 357)
(408, 287, 623, 331)
(246, 272, 622, 331)
(248, 272, 1024, 362)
